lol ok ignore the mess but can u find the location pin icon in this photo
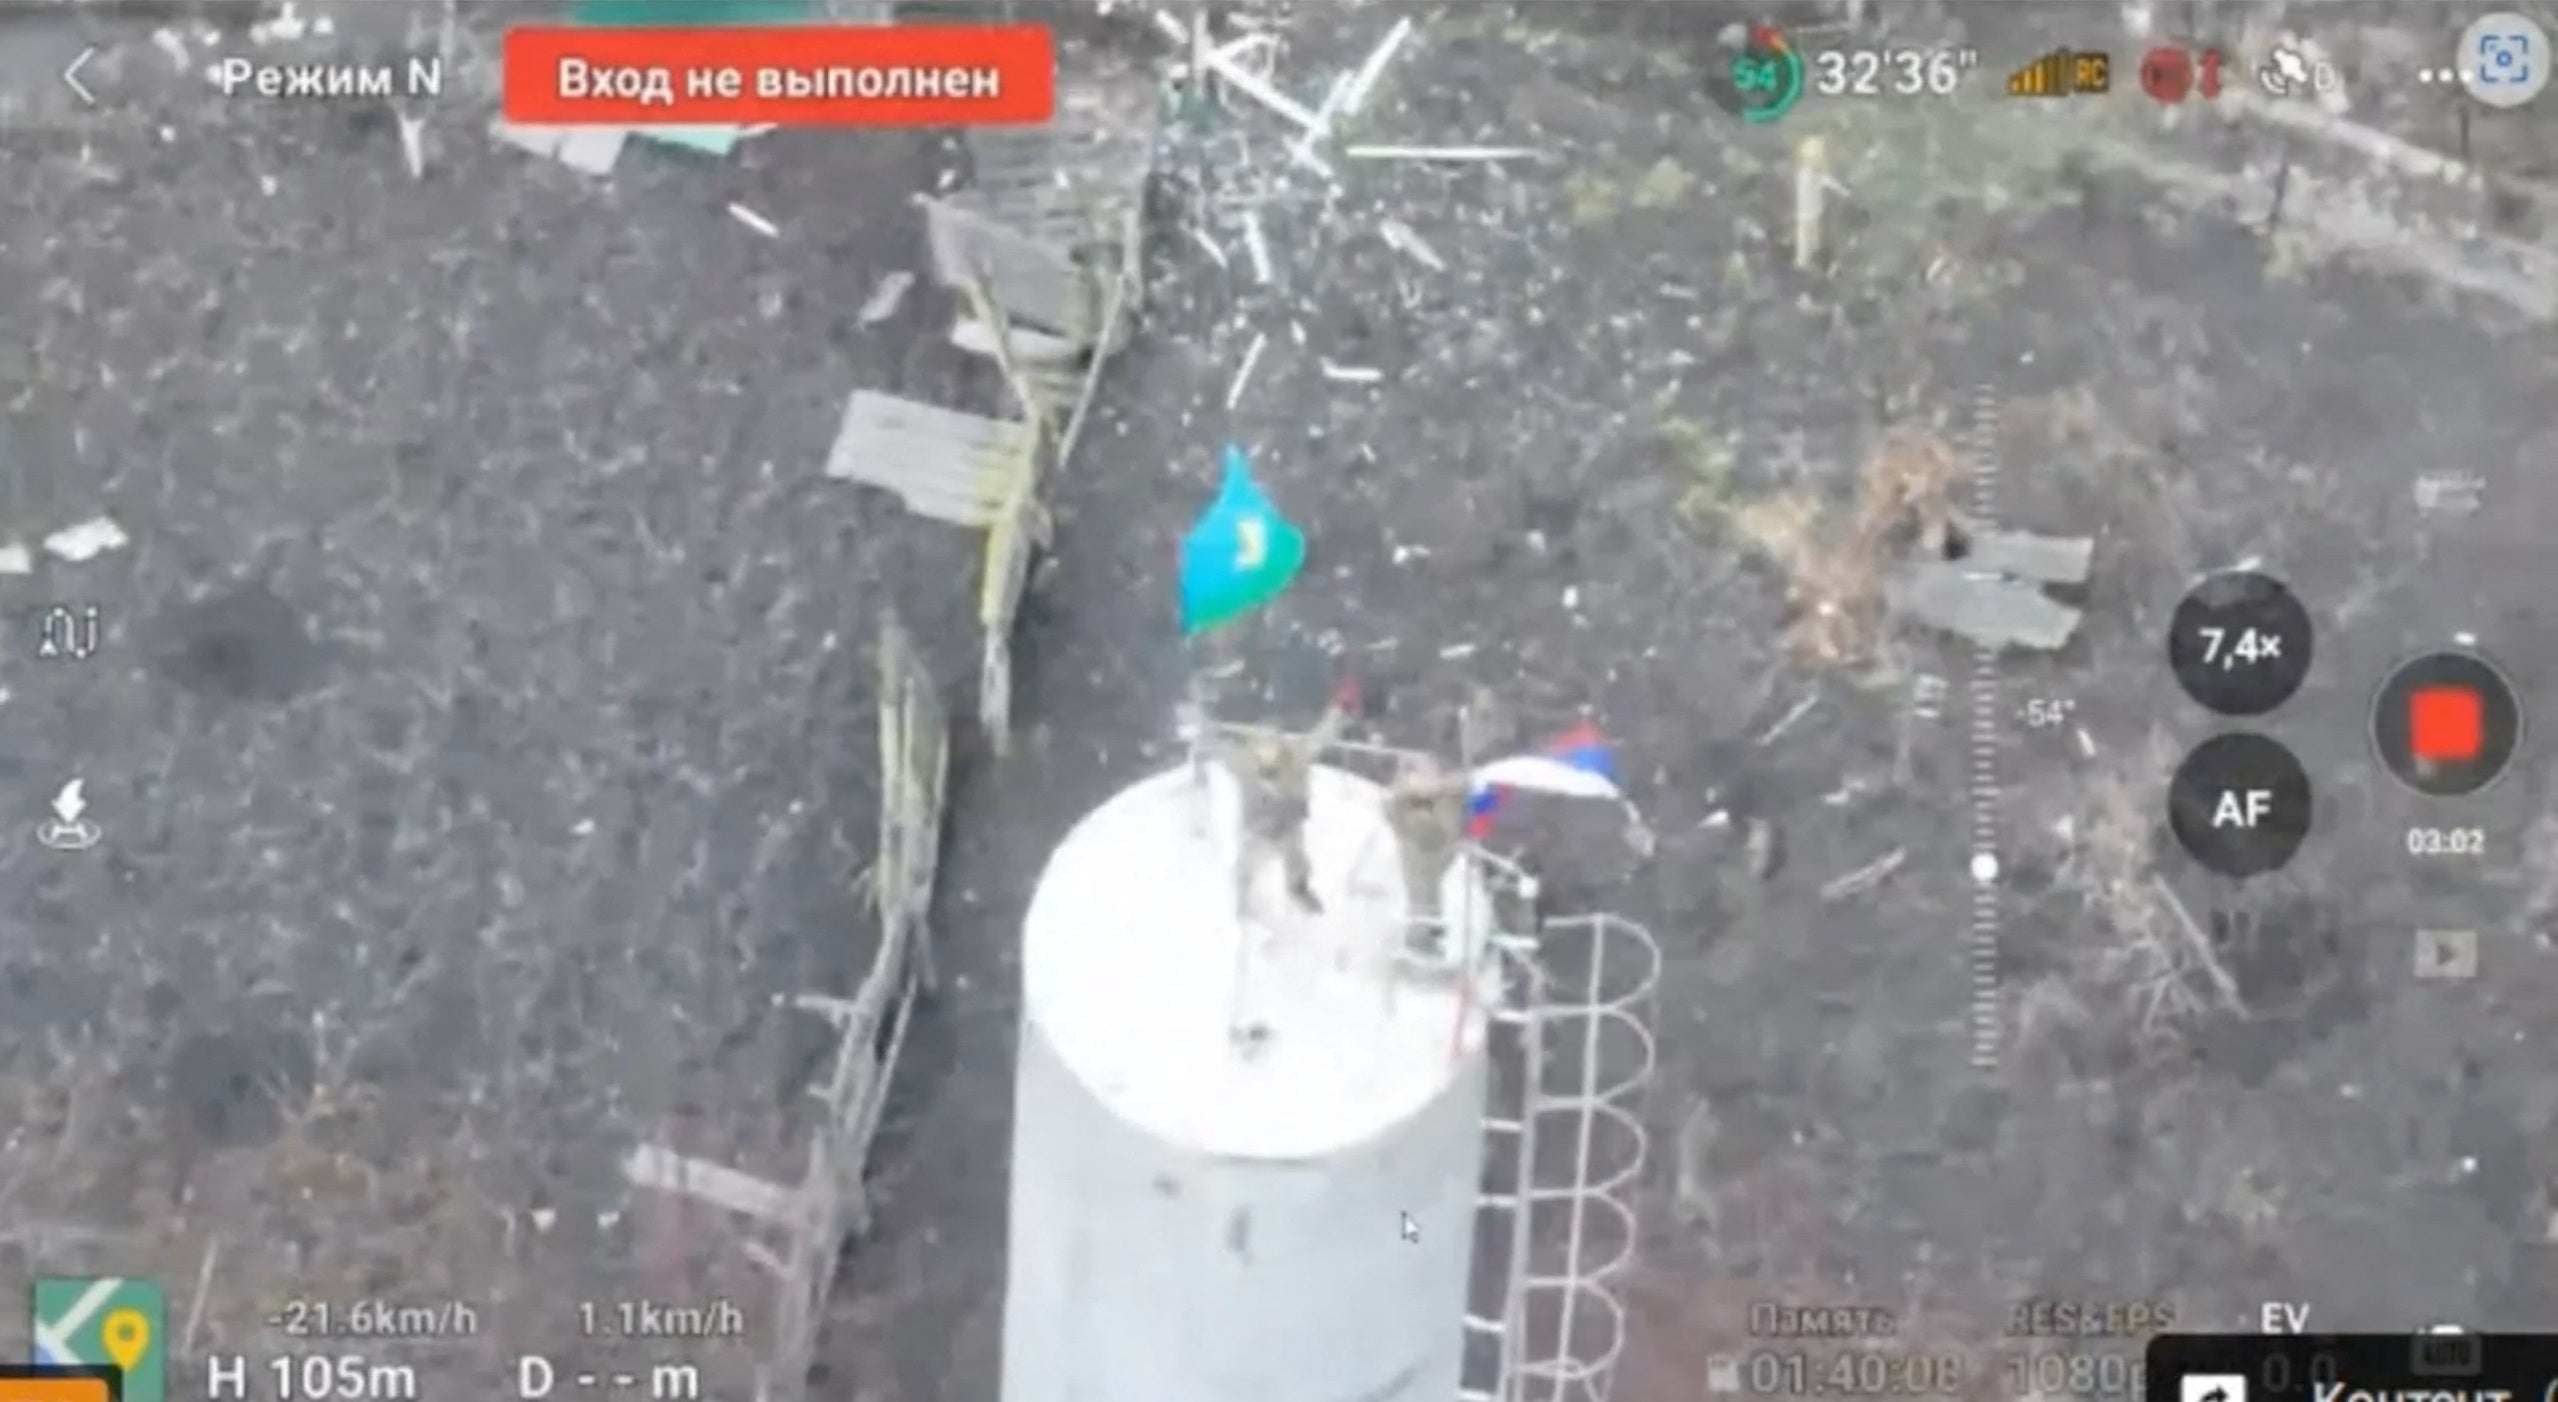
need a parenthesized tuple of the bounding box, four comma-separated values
(102, 1308, 151, 1374)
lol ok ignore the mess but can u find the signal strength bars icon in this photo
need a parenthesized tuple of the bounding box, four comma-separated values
(2008, 49, 2069, 96)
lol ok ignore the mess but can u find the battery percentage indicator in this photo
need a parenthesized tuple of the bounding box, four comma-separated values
(1722, 24, 1806, 124)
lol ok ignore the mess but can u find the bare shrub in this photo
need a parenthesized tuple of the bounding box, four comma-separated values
(2049, 733, 2249, 1043)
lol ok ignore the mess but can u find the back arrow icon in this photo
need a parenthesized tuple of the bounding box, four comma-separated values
(63, 47, 96, 105)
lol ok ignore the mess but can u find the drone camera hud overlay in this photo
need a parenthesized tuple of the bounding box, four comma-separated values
(2, 1, 2556, 1400)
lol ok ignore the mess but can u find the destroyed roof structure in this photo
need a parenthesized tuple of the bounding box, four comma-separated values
(829, 32, 1153, 754)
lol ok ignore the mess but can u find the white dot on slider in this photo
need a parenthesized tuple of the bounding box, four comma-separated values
(1970, 852, 2000, 884)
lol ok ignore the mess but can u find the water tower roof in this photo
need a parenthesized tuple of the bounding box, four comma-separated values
(1022, 763, 1497, 1160)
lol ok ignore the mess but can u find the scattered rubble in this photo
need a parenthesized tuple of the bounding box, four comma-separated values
(1819, 846, 1906, 903)
(490, 120, 627, 177)
(395, 112, 425, 180)
(1338, 15, 1413, 117)
(1226, 331, 1267, 408)
(1377, 217, 1447, 272)
(1344, 144, 1546, 164)
(42, 514, 127, 563)
(857, 270, 914, 326)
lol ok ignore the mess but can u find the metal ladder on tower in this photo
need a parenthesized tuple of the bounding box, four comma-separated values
(1455, 857, 1662, 1402)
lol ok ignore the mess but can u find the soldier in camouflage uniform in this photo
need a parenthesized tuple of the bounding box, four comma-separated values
(1384, 752, 1472, 957)
(1213, 680, 1357, 922)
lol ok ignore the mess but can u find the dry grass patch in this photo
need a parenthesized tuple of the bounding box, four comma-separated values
(1694, 427, 1966, 667)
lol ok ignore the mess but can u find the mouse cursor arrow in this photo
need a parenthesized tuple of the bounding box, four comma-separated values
(51, 780, 86, 825)
(1398, 1212, 1419, 1243)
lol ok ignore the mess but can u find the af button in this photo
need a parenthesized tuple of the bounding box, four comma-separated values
(2169, 733, 2312, 878)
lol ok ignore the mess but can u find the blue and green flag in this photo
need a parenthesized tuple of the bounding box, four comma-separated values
(1179, 446, 1305, 636)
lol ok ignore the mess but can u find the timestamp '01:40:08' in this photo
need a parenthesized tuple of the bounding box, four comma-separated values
(1741, 1349, 1968, 1394)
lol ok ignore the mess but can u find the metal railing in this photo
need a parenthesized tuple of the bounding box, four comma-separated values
(1460, 874, 1659, 1402)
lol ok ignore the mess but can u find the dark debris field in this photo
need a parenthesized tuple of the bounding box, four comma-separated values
(5, 3, 2558, 1400)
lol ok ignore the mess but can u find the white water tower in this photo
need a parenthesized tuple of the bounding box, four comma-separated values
(1002, 759, 1501, 1402)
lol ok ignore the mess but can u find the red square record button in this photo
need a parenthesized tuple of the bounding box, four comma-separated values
(502, 24, 1054, 127)
(2408, 684, 2484, 764)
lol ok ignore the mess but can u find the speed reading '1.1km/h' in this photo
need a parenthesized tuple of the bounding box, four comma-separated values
(2168, 569, 2315, 716)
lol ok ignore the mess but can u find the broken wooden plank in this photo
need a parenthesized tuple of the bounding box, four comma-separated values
(832, 418, 1028, 471)
(832, 426, 1028, 485)
(977, 487, 1042, 754)
(916, 196, 1097, 341)
(874, 608, 948, 992)
(859, 270, 914, 325)
(1340, 15, 1415, 116)
(974, 256, 1122, 754)
(952, 316, 1088, 366)
(980, 494, 1040, 629)
(961, 108, 1156, 255)
(826, 389, 1037, 526)
(623, 1144, 808, 1228)
(1887, 561, 2084, 651)
(836, 387, 1031, 450)
(833, 429, 1023, 495)
(771, 607, 952, 1238)
(959, 275, 1057, 429)
(845, 480, 1007, 528)
(1964, 530, 2094, 584)
(1053, 259, 1131, 471)
(828, 456, 1015, 526)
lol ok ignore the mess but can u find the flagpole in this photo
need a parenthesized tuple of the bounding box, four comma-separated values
(1448, 705, 1487, 1066)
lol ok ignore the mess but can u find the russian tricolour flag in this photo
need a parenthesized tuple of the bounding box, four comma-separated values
(1467, 721, 1623, 839)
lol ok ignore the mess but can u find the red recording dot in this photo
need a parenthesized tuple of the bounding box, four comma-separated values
(2139, 46, 2194, 104)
